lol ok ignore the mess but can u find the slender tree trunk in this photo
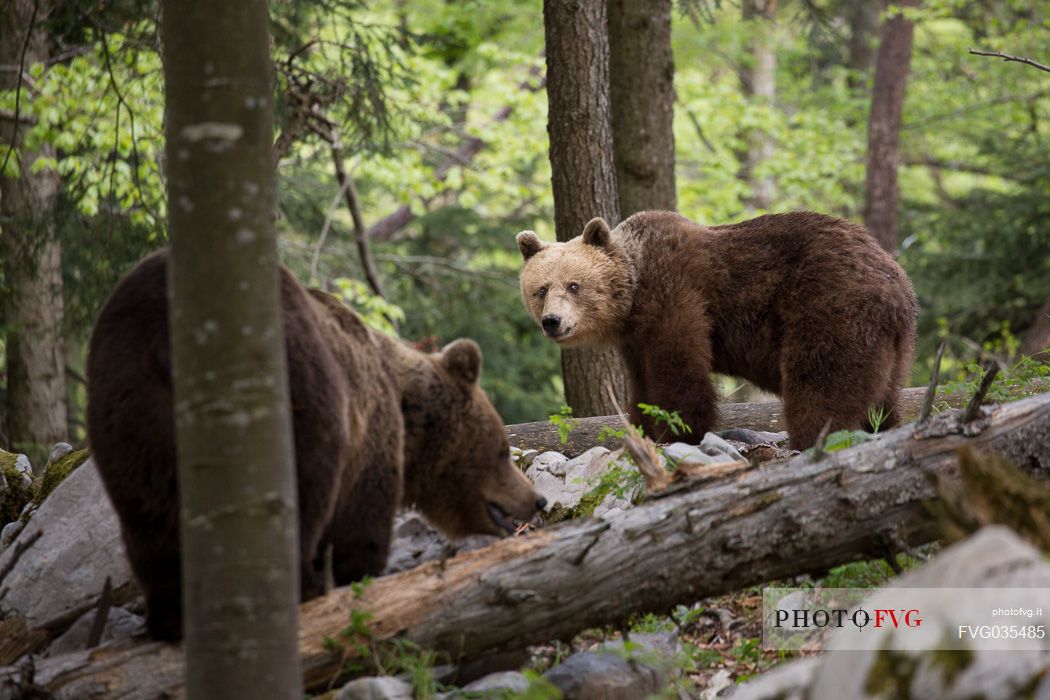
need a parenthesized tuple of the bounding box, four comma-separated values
(607, 0, 676, 216)
(1020, 295, 1050, 358)
(0, 0, 67, 462)
(862, 0, 919, 252)
(543, 0, 628, 417)
(741, 0, 777, 210)
(161, 1, 301, 697)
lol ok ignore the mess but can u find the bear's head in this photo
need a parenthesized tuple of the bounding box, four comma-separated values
(403, 339, 545, 538)
(516, 217, 633, 347)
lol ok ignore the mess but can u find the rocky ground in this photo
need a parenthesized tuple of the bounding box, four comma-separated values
(2, 433, 1049, 699)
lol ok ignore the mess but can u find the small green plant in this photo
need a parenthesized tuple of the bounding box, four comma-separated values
(596, 423, 629, 442)
(584, 462, 646, 503)
(803, 429, 871, 457)
(548, 405, 578, 444)
(377, 639, 447, 700)
(637, 403, 691, 436)
(867, 404, 888, 433)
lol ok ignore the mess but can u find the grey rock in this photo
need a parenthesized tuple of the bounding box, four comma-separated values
(47, 442, 73, 466)
(335, 676, 414, 700)
(736, 527, 1050, 700)
(47, 606, 145, 656)
(0, 518, 25, 550)
(728, 658, 820, 700)
(383, 511, 493, 575)
(530, 470, 571, 514)
(525, 451, 569, 481)
(0, 458, 135, 629)
(13, 453, 33, 481)
(592, 492, 631, 518)
(545, 632, 679, 700)
(511, 448, 539, 469)
(698, 433, 746, 463)
(462, 670, 532, 694)
(716, 429, 788, 446)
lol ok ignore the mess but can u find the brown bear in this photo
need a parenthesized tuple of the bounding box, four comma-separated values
(516, 211, 918, 449)
(87, 250, 543, 640)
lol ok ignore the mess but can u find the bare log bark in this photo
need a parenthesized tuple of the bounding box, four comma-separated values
(505, 381, 1049, 457)
(5, 394, 1050, 699)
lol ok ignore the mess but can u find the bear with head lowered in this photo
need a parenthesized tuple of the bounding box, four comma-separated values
(87, 250, 542, 640)
(516, 210, 918, 449)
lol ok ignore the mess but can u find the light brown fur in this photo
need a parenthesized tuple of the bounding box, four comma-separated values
(87, 251, 540, 640)
(517, 211, 918, 449)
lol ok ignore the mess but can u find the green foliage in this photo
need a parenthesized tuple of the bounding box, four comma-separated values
(332, 278, 405, 336)
(867, 405, 888, 433)
(548, 405, 577, 444)
(941, 355, 1050, 408)
(637, 403, 692, 437)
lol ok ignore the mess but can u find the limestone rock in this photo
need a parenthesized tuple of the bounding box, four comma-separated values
(0, 458, 136, 630)
(335, 676, 413, 700)
(47, 606, 145, 656)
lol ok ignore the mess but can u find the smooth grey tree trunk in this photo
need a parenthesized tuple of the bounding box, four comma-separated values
(0, 0, 67, 462)
(161, 1, 301, 697)
(863, 0, 919, 252)
(741, 0, 778, 210)
(607, 0, 677, 216)
(543, 0, 629, 417)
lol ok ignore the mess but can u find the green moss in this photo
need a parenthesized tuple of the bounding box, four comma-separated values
(34, 448, 90, 505)
(928, 646, 974, 687)
(864, 648, 918, 699)
(0, 450, 34, 524)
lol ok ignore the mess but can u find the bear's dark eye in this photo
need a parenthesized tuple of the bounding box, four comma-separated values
(537, 286, 548, 299)
(567, 282, 580, 294)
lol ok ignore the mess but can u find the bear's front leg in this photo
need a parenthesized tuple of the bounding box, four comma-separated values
(622, 337, 719, 444)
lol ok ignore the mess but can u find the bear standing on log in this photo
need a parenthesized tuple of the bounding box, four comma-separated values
(516, 211, 918, 449)
(87, 251, 543, 640)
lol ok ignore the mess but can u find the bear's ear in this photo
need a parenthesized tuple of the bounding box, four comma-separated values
(581, 217, 612, 249)
(440, 338, 482, 385)
(516, 231, 546, 261)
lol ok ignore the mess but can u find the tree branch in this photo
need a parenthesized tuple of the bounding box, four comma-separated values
(970, 49, 1050, 74)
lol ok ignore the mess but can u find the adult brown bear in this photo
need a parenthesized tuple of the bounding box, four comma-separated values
(87, 251, 543, 640)
(516, 211, 918, 449)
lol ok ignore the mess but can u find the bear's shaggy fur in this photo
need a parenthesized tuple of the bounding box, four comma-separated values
(87, 251, 541, 640)
(517, 211, 918, 449)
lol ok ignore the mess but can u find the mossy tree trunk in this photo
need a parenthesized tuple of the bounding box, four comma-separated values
(0, 0, 67, 463)
(607, 0, 677, 217)
(543, 0, 629, 417)
(161, 1, 301, 697)
(863, 0, 919, 252)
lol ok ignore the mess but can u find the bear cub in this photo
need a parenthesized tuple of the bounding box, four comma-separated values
(87, 251, 542, 640)
(516, 211, 918, 449)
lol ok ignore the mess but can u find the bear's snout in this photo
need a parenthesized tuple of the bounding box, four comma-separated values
(541, 314, 561, 333)
(535, 496, 548, 511)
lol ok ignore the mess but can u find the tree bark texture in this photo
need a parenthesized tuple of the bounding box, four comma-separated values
(5, 394, 1050, 699)
(741, 0, 777, 210)
(0, 0, 67, 459)
(504, 381, 1048, 457)
(1020, 294, 1050, 358)
(543, 0, 628, 417)
(607, 0, 677, 216)
(161, 1, 301, 697)
(862, 0, 919, 252)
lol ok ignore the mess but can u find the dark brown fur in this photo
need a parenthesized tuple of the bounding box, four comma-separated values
(517, 211, 918, 449)
(87, 251, 540, 641)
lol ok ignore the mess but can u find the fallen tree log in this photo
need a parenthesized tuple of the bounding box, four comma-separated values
(507, 380, 1049, 456)
(4, 393, 1049, 699)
